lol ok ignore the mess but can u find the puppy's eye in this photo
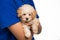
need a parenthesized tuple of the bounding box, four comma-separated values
(29, 14, 31, 16)
(23, 14, 26, 15)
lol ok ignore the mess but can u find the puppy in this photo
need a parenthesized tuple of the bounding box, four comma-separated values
(17, 4, 40, 38)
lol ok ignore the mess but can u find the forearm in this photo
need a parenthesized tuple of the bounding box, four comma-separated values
(8, 22, 26, 40)
(17, 36, 32, 40)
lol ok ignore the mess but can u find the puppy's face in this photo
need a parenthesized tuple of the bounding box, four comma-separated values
(17, 4, 37, 22)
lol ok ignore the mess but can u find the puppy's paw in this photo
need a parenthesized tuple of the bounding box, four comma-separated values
(32, 18, 40, 34)
(25, 29, 31, 38)
(23, 25, 31, 38)
(32, 26, 38, 34)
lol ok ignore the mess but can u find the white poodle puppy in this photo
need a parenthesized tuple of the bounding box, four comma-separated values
(17, 4, 40, 38)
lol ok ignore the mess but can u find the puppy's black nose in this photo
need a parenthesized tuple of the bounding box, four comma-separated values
(26, 18, 28, 20)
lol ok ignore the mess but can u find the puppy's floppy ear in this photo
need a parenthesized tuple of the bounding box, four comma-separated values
(17, 8, 22, 17)
(32, 10, 37, 19)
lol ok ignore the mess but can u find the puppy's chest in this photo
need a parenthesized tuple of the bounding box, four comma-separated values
(21, 21, 33, 28)
(22, 22, 33, 26)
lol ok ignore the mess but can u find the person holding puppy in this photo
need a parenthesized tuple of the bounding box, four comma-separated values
(0, 0, 42, 40)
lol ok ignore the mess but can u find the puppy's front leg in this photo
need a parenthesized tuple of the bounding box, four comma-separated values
(32, 24, 38, 34)
(23, 25, 31, 38)
(32, 18, 40, 34)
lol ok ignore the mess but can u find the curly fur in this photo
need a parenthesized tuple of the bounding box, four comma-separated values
(17, 4, 40, 38)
